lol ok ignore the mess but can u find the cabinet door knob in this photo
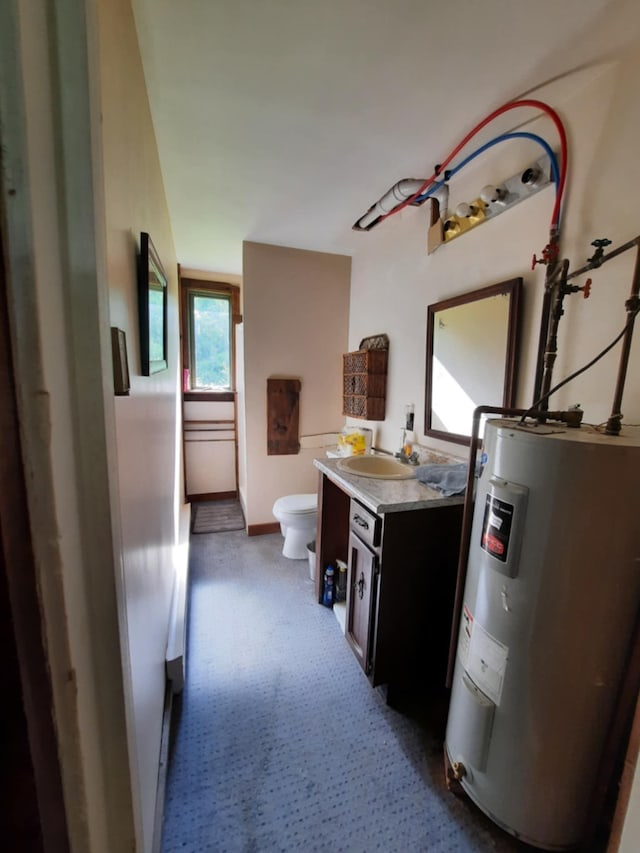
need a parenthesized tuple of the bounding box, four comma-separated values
(357, 572, 365, 600)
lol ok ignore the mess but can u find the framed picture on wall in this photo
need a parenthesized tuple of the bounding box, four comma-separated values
(110, 327, 130, 395)
(137, 231, 168, 375)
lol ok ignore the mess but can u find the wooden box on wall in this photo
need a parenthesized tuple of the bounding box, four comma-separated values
(342, 349, 387, 420)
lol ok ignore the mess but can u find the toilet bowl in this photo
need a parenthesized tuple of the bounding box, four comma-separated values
(272, 494, 318, 559)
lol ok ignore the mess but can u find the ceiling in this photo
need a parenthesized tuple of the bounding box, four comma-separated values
(131, 0, 637, 275)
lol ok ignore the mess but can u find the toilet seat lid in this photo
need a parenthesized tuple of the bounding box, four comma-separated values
(274, 493, 317, 514)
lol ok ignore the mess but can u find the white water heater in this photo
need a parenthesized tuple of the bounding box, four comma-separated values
(445, 419, 640, 850)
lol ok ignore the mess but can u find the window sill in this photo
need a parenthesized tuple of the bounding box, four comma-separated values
(183, 391, 235, 402)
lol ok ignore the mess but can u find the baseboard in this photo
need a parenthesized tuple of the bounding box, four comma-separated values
(166, 565, 188, 693)
(247, 522, 280, 536)
(152, 684, 173, 853)
(187, 490, 237, 503)
(166, 505, 190, 693)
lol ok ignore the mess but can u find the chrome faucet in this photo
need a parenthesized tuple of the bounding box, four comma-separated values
(395, 427, 420, 464)
(395, 447, 420, 465)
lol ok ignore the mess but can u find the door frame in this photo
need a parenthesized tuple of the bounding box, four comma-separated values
(0, 1, 138, 848)
(179, 274, 242, 501)
(0, 152, 70, 853)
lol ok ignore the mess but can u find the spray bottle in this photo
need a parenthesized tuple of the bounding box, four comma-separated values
(322, 565, 335, 607)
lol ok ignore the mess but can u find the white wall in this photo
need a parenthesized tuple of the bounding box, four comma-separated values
(347, 55, 640, 849)
(350, 59, 640, 458)
(96, 0, 184, 849)
(242, 242, 350, 527)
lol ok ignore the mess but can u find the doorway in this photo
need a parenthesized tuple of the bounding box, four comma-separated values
(180, 275, 242, 501)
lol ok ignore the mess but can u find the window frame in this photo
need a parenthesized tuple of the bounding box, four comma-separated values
(180, 277, 241, 399)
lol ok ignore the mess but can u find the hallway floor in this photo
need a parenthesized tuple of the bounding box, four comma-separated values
(160, 529, 601, 852)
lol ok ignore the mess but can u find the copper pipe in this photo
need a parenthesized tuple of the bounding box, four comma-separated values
(605, 242, 640, 434)
(566, 235, 640, 281)
(563, 234, 640, 436)
(536, 235, 640, 430)
(532, 230, 562, 406)
(538, 258, 570, 414)
(532, 288, 552, 407)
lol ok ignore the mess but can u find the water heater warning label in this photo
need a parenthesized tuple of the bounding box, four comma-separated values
(459, 603, 508, 706)
(467, 618, 508, 706)
(481, 494, 514, 562)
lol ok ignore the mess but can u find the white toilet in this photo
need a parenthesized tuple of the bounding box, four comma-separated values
(272, 493, 318, 559)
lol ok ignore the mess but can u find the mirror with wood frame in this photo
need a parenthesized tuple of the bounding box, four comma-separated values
(137, 231, 168, 376)
(425, 278, 522, 444)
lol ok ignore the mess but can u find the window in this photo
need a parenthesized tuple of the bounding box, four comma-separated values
(189, 291, 231, 389)
(180, 278, 241, 397)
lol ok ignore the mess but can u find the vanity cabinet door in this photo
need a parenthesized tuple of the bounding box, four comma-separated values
(346, 531, 379, 677)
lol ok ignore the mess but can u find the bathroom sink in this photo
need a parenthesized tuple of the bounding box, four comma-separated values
(336, 455, 416, 479)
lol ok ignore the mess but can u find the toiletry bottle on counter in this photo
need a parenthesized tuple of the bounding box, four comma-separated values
(322, 566, 335, 607)
(403, 430, 415, 457)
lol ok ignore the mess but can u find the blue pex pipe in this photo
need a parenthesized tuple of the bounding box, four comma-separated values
(414, 132, 560, 204)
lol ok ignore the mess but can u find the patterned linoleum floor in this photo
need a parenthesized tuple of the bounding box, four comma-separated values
(160, 530, 539, 853)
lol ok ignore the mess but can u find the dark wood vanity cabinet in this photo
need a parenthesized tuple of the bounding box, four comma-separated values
(316, 471, 464, 697)
(346, 530, 379, 676)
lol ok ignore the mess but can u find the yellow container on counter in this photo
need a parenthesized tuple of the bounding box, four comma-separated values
(337, 427, 373, 456)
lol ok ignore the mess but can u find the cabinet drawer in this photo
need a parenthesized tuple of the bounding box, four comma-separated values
(349, 500, 380, 549)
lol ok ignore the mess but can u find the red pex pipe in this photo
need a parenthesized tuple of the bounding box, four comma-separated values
(379, 98, 568, 230)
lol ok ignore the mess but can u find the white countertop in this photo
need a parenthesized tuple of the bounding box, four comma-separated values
(313, 457, 466, 515)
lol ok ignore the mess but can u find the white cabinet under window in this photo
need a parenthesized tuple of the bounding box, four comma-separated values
(179, 275, 241, 500)
(183, 400, 237, 499)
